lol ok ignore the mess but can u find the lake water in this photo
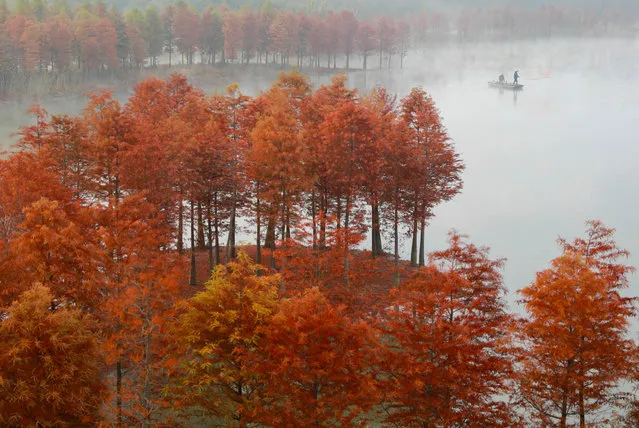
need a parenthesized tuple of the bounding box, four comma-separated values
(1, 38, 638, 309)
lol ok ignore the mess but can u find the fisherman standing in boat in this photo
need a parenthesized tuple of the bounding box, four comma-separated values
(499, 73, 505, 84)
(513, 70, 520, 84)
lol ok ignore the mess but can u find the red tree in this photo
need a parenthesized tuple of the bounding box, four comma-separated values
(379, 232, 516, 426)
(253, 287, 380, 426)
(517, 221, 637, 427)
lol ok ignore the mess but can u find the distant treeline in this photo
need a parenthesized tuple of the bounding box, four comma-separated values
(0, 0, 636, 96)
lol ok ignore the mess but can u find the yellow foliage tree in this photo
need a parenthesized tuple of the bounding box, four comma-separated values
(179, 251, 280, 425)
(0, 284, 105, 426)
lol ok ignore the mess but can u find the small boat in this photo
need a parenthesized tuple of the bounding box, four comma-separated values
(488, 81, 524, 91)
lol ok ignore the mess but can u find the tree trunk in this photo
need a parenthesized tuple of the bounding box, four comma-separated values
(142, 292, 151, 428)
(207, 198, 213, 273)
(177, 198, 183, 253)
(281, 188, 287, 241)
(579, 385, 585, 428)
(419, 217, 426, 266)
(410, 214, 418, 267)
(344, 194, 350, 287)
(226, 194, 236, 263)
(117, 359, 122, 427)
(190, 201, 196, 286)
(560, 382, 568, 428)
(265, 215, 276, 250)
(371, 200, 382, 258)
(311, 190, 317, 250)
(197, 201, 205, 250)
(394, 198, 400, 286)
(285, 205, 291, 240)
(256, 185, 262, 265)
(319, 193, 327, 248)
(214, 192, 220, 265)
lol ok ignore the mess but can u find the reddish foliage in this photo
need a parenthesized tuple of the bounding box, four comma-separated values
(379, 232, 517, 427)
(517, 221, 637, 426)
(252, 287, 380, 426)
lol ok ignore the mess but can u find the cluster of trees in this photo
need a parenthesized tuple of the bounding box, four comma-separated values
(2, 0, 637, 95)
(1, 72, 638, 426)
(0, 0, 412, 80)
(455, 4, 638, 39)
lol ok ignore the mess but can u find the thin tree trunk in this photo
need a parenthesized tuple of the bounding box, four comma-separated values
(579, 385, 585, 428)
(371, 201, 377, 257)
(579, 346, 586, 428)
(410, 213, 418, 267)
(197, 201, 205, 250)
(142, 290, 151, 428)
(371, 200, 382, 257)
(256, 183, 262, 265)
(265, 215, 276, 269)
(190, 201, 196, 286)
(312, 189, 317, 250)
(320, 193, 327, 248)
(344, 194, 350, 287)
(281, 188, 287, 241)
(226, 193, 236, 263)
(285, 205, 291, 239)
(214, 193, 220, 265)
(177, 197, 183, 253)
(560, 376, 569, 428)
(419, 216, 426, 266)
(394, 197, 400, 286)
(207, 198, 213, 273)
(117, 359, 122, 427)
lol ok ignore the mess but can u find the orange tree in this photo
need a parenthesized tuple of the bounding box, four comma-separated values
(0, 284, 105, 426)
(252, 287, 380, 426)
(517, 221, 637, 427)
(379, 232, 516, 427)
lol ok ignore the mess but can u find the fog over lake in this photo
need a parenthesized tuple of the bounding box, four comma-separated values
(2, 37, 638, 309)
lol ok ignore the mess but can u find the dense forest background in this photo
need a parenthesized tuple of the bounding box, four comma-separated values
(0, 0, 636, 96)
(7, 0, 639, 17)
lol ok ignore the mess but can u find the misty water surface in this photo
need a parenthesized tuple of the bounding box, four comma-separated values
(1, 38, 638, 310)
